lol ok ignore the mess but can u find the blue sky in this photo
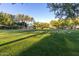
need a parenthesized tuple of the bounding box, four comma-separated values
(0, 3, 55, 23)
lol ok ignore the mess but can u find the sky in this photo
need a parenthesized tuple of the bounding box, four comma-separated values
(0, 3, 55, 23)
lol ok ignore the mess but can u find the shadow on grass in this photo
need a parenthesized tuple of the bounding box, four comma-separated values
(0, 32, 45, 47)
(18, 32, 72, 56)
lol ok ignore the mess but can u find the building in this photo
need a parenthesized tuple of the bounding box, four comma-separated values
(15, 17, 34, 30)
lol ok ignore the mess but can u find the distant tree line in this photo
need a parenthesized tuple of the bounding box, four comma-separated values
(0, 12, 34, 29)
(50, 18, 79, 29)
(1, 12, 79, 30)
(34, 18, 79, 30)
(33, 22, 49, 30)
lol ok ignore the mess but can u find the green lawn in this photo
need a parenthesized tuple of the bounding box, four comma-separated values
(0, 30, 79, 56)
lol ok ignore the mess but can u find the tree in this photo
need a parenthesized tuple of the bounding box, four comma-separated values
(33, 22, 40, 29)
(60, 19, 74, 29)
(0, 12, 14, 26)
(0, 12, 4, 24)
(15, 14, 34, 23)
(50, 20, 60, 29)
(50, 18, 75, 29)
(39, 23, 49, 29)
(33, 22, 49, 29)
(47, 3, 79, 20)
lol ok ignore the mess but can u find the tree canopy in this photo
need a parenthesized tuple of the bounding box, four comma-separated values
(47, 3, 79, 20)
(0, 12, 14, 26)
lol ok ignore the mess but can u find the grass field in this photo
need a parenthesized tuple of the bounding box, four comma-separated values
(0, 30, 79, 56)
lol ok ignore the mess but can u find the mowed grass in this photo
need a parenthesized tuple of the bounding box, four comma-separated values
(0, 30, 79, 56)
(0, 30, 49, 56)
(18, 30, 79, 56)
(0, 30, 44, 44)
